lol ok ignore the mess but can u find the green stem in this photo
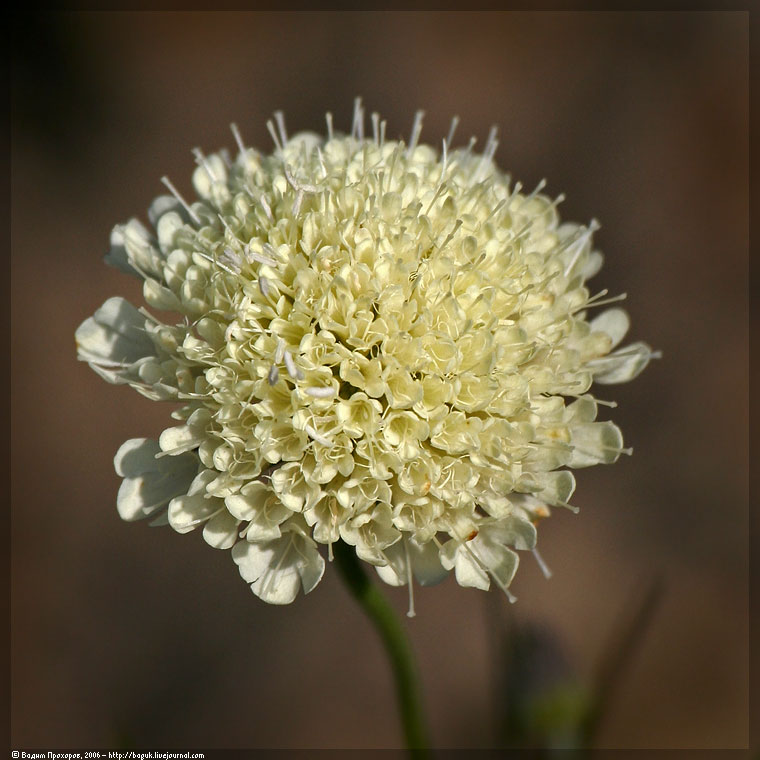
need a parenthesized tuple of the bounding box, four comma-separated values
(333, 541, 431, 758)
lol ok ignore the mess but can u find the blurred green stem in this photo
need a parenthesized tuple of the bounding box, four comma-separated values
(333, 541, 431, 758)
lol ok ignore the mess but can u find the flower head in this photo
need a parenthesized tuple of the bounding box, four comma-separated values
(76, 103, 656, 610)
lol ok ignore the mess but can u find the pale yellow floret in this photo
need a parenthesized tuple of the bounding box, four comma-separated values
(77, 107, 656, 607)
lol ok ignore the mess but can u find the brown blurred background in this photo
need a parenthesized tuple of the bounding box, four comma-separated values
(11, 11, 749, 751)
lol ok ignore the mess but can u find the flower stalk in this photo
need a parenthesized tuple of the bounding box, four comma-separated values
(333, 540, 431, 758)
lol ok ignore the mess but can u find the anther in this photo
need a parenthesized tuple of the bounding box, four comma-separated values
(304, 386, 336, 398)
(220, 248, 242, 273)
(284, 350, 303, 380)
(244, 245, 278, 267)
(268, 364, 279, 385)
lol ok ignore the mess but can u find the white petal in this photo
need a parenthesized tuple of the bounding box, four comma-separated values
(113, 438, 197, 521)
(103, 225, 139, 277)
(232, 530, 325, 604)
(224, 482, 269, 521)
(148, 194, 187, 227)
(158, 424, 205, 455)
(157, 211, 186, 254)
(454, 548, 490, 590)
(535, 471, 576, 505)
(568, 421, 624, 467)
(203, 511, 240, 549)
(167, 492, 224, 533)
(122, 219, 163, 278)
(408, 539, 448, 586)
(590, 308, 630, 349)
(114, 437, 159, 478)
(486, 517, 537, 551)
(472, 537, 520, 589)
(441, 540, 490, 590)
(376, 560, 405, 587)
(144, 278, 182, 312)
(581, 250, 603, 280)
(76, 297, 155, 368)
(592, 342, 655, 385)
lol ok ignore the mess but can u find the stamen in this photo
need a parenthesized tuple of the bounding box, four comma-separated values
(244, 245, 278, 267)
(404, 539, 416, 618)
(462, 541, 517, 603)
(273, 110, 288, 147)
(258, 193, 274, 221)
(259, 276, 270, 297)
(474, 125, 498, 181)
(351, 97, 364, 141)
(371, 112, 380, 144)
(267, 364, 279, 385)
(283, 164, 320, 193)
(316, 146, 328, 178)
(439, 218, 463, 250)
(407, 110, 425, 157)
(266, 119, 283, 153)
(527, 178, 547, 200)
(579, 292, 628, 311)
(160, 176, 201, 225)
(304, 424, 332, 446)
(564, 219, 600, 276)
(192, 147, 218, 181)
(220, 247, 242, 273)
(325, 112, 334, 141)
(446, 115, 460, 149)
(274, 338, 285, 364)
(230, 122, 246, 156)
(194, 250, 238, 276)
(532, 548, 553, 579)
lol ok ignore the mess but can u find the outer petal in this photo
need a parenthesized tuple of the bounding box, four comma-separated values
(203, 511, 240, 549)
(376, 538, 448, 587)
(534, 470, 576, 506)
(169, 480, 227, 533)
(568, 421, 624, 467)
(440, 540, 490, 590)
(231, 525, 325, 604)
(121, 218, 164, 278)
(103, 225, 138, 277)
(590, 308, 630, 349)
(591, 342, 656, 384)
(76, 297, 155, 370)
(486, 517, 537, 552)
(113, 438, 198, 522)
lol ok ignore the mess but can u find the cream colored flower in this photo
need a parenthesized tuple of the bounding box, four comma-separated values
(76, 102, 656, 610)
